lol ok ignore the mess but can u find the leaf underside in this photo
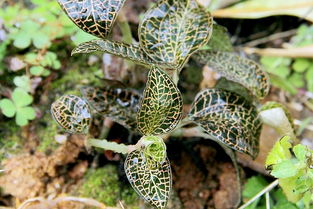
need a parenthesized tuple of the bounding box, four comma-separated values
(51, 95, 91, 133)
(189, 89, 262, 158)
(81, 86, 141, 130)
(57, 0, 126, 38)
(72, 39, 175, 69)
(125, 150, 172, 209)
(139, 0, 213, 70)
(193, 51, 270, 99)
(137, 67, 183, 136)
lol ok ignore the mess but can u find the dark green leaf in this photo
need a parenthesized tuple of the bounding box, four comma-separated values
(189, 89, 261, 157)
(193, 51, 270, 99)
(51, 95, 91, 133)
(57, 0, 126, 38)
(124, 149, 172, 209)
(137, 67, 183, 136)
(72, 39, 174, 68)
(81, 86, 141, 130)
(139, 0, 213, 70)
(206, 24, 233, 52)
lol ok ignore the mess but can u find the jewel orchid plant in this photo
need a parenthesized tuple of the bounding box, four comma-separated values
(51, 0, 271, 208)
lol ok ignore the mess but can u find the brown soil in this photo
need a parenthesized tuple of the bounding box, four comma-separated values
(169, 140, 240, 209)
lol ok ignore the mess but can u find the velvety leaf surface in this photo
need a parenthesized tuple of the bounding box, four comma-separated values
(206, 24, 233, 52)
(139, 0, 213, 70)
(137, 67, 183, 136)
(51, 95, 91, 133)
(72, 39, 174, 68)
(189, 89, 262, 157)
(58, 0, 126, 38)
(193, 51, 270, 99)
(81, 86, 141, 130)
(124, 150, 172, 209)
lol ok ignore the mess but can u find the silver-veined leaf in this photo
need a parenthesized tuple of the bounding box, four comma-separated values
(125, 149, 172, 209)
(189, 89, 261, 158)
(72, 39, 175, 68)
(57, 0, 126, 38)
(193, 51, 270, 99)
(81, 86, 141, 130)
(51, 95, 91, 133)
(137, 67, 183, 136)
(139, 0, 213, 70)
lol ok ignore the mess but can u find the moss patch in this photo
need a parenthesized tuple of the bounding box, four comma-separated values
(0, 120, 22, 163)
(78, 165, 139, 208)
(36, 114, 60, 153)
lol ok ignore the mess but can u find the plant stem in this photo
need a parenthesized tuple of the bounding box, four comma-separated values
(88, 139, 131, 154)
(172, 70, 180, 86)
(238, 179, 279, 209)
(266, 192, 270, 209)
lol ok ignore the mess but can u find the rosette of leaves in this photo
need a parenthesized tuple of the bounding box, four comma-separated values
(50, 67, 182, 208)
(53, 0, 271, 207)
(125, 67, 182, 208)
(0, 88, 36, 126)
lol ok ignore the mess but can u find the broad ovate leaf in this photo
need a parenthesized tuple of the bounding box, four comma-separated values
(139, 0, 213, 70)
(72, 39, 174, 68)
(81, 86, 141, 130)
(189, 89, 261, 158)
(51, 95, 91, 133)
(57, 0, 126, 38)
(125, 149, 172, 209)
(137, 67, 183, 136)
(193, 51, 269, 99)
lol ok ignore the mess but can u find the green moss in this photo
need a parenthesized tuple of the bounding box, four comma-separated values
(79, 165, 120, 206)
(36, 114, 59, 153)
(0, 120, 22, 162)
(51, 65, 102, 95)
(79, 165, 140, 208)
(121, 186, 140, 209)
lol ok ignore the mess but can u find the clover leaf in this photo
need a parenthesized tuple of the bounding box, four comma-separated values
(12, 20, 51, 49)
(13, 75, 31, 92)
(0, 88, 36, 126)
